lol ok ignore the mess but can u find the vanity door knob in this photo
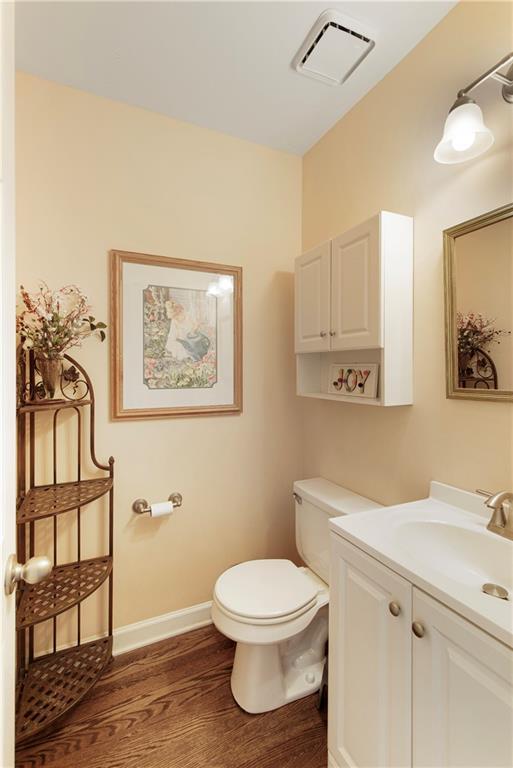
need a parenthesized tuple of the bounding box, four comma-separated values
(320, 331, 327, 338)
(388, 601, 401, 617)
(412, 621, 425, 638)
(329, 331, 336, 337)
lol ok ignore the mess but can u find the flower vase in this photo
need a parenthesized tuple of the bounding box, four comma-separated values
(34, 354, 63, 400)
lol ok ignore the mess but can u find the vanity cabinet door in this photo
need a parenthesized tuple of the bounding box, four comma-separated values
(294, 241, 331, 353)
(412, 589, 513, 768)
(330, 216, 381, 350)
(329, 535, 412, 768)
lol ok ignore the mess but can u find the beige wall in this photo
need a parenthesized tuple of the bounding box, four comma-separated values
(16, 1, 513, 636)
(302, 1, 513, 505)
(16, 72, 303, 631)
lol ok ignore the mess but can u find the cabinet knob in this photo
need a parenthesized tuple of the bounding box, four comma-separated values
(388, 601, 401, 617)
(412, 621, 425, 638)
(320, 331, 327, 338)
(329, 330, 336, 337)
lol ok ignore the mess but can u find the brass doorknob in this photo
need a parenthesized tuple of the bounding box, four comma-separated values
(389, 601, 401, 617)
(4, 554, 52, 595)
(412, 621, 425, 638)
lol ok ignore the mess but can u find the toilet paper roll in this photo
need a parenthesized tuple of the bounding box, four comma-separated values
(149, 501, 174, 518)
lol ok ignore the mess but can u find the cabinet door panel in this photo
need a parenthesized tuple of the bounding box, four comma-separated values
(295, 242, 331, 353)
(331, 217, 381, 350)
(413, 589, 513, 768)
(329, 536, 412, 768)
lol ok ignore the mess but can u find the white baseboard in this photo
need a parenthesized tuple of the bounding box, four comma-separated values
(113, 600, 213, 656)
(33, 601, 213, 658)
(327, 752, 339, 768)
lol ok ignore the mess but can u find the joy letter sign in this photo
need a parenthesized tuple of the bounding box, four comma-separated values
(328, 363, 379, 399)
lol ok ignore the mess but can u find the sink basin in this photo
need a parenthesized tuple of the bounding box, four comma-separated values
(329, 481, 513, 648)
(395, 520, 513, 592)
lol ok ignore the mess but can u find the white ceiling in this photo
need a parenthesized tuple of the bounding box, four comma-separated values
(15, 1, 456, 155)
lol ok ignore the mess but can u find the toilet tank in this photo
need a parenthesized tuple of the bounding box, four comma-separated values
(294, 478, 381, 584)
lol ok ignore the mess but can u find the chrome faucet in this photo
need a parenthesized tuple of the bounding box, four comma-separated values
(476, 489, 513, 541)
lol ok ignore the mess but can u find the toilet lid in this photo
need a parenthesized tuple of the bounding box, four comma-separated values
(214, 559, 318, 620)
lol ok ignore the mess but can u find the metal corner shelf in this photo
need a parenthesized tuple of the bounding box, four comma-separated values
(16, 350, 114, 743)
(17, 555, 113, 630)
(17, 398, 92, 414)
(17, 477, 113, 524)
(16, 636, 112, 742)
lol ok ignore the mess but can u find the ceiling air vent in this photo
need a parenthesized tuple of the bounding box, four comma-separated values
(292, 10, 375, 86)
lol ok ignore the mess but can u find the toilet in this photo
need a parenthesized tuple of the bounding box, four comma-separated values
(211, 477, 381, 714)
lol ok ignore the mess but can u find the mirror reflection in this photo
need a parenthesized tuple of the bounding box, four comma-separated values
(455, 217, 512, 390)
(445, 204, 513, 401)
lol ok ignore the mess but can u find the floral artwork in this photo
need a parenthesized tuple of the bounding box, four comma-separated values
(143, 285, 217, 390)
(111, 250, 242, 419)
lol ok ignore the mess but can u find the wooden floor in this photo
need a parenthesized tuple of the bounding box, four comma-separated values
(16, 625, 327, 768)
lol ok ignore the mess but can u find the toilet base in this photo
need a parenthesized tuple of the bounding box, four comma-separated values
(230, 606, 328, 714)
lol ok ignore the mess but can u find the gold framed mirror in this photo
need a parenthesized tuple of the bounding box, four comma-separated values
(444, 203, 513, 402)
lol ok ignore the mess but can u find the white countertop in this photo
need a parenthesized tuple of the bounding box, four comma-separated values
(330, 481, 513, 649)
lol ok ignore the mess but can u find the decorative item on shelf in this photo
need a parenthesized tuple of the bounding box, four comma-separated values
(456, 312, 509, 390)
(328, 363, 379, 399)
(33, 352, 62, 401)
(110, 250, 242, 419)
(16, 282, 106, 403)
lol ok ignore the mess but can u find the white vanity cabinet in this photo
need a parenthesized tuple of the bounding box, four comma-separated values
(329, 535, 513, 768)
(295, 211, 413, 405)
(328, 535, 412, 768)
(412, 589, 513, 768)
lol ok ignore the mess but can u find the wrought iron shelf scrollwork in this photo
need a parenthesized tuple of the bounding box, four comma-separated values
(458, 347, 498, 390)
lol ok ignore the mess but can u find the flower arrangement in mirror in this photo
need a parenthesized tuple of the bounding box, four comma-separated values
(456, 312, 511, 388)
(16, 283, 106, 402)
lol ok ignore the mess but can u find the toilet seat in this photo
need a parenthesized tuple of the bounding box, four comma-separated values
(214, 559, 319, 622)
(213, 595, 318, 626)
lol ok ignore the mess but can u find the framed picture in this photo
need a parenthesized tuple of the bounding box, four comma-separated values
(328, 363, 379, 399)
(110, 250, 242, 419)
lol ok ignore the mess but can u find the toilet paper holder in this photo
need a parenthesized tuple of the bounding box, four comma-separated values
(132, 492, 183, 515)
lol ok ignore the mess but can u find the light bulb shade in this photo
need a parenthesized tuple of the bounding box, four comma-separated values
(434, 101, 494, 164)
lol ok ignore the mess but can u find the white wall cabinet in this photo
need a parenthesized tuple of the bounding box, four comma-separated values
(295, 211, 413, 405)
(330, 215, 381, 350)
(295, 241, 331, 353)
(329, 536, 513, 768)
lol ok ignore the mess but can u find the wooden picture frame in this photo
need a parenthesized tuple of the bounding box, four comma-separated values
(110, 250, 242, 419)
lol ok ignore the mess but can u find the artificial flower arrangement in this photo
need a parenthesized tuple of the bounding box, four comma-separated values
(456, 311, 509, 359)
(16, 282, 106, 399)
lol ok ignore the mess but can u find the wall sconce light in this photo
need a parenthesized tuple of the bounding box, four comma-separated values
(434, 52, 513, 164)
